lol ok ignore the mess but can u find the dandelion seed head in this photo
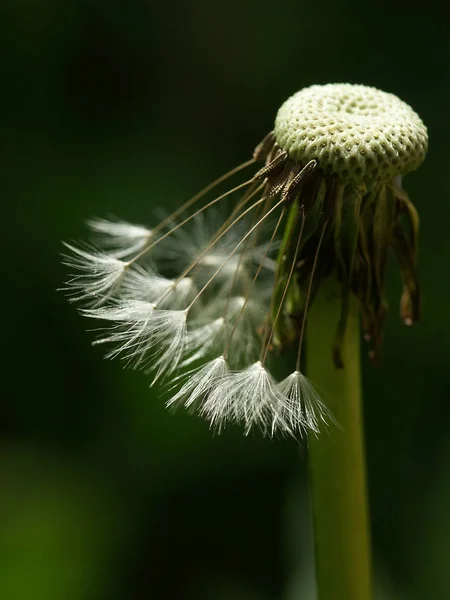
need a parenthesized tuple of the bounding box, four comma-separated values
(62, 82, 427, 437)
(274, 83, 428, 185)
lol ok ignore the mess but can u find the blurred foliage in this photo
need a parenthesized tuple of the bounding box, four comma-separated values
(1, 0, 450, 598)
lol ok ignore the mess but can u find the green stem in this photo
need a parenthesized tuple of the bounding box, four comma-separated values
(307, 277, 372, 600)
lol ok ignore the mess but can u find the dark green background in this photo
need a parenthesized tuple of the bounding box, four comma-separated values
(2, 1, 449, 598)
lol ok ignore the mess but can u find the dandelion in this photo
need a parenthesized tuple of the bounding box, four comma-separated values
(63, 83, 427, 442)
(63, 83, 428, 600)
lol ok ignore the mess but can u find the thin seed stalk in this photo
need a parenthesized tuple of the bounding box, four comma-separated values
(307, 276, 372, 600)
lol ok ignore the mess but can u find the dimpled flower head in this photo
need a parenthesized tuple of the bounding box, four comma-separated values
(63, 83, 427, 436)
(275, 83, 427, 185)
(265, 83, 427, 364)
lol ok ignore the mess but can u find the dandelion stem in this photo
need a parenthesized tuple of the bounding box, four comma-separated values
(307, 276, 372, 600)
(296, 221, 328, 371)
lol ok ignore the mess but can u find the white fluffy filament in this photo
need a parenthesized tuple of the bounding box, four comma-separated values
(62, 155, 335, 437)
(123, 266, 196, 309)
(62, 244, 128, 305)
(201, 361, 292, 436)
(87, 217, 152, 259)
(277, 371, 332, 435)
(84, 302, 187, 377)
(167, 356, 228, 410)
